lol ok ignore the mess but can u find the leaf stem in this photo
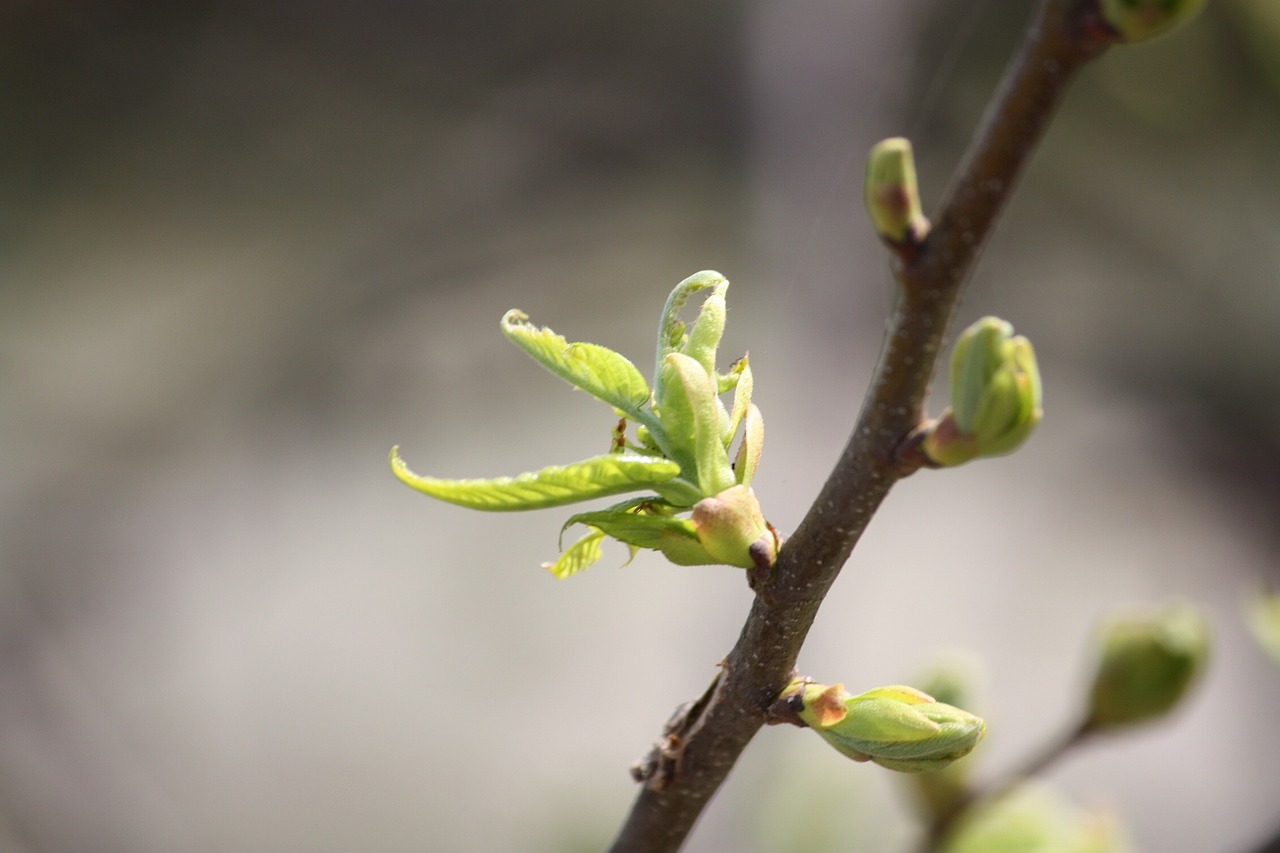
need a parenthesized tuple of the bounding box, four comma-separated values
(607, 3, 1113, 851)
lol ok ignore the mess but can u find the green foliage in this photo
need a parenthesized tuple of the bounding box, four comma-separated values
(390, 450, 680, 511)
(392, 271, 778, 576)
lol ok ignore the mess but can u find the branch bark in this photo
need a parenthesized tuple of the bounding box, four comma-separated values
(608, 3, 1114, 850)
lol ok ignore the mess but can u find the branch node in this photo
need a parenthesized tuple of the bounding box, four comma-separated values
(629, 666, 726, 791)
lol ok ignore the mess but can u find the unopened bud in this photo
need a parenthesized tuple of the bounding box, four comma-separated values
(923, 317, 1042, 466)
(1246, 589, 1280, 668)
(782, 681, 986, 773)
(1085, 601, 1209, 730)
(865, 137, 929, 244)
(1100, 0, 1207, 43)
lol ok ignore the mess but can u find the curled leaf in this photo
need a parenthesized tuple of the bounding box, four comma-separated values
(501, 310, 657, 430)
(733, 403, 764, 487)
(654, 270, 728, 398)
(682, 288, 727, 376)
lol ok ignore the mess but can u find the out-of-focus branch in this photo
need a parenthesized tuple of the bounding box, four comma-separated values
(607, 3, 1114, 851)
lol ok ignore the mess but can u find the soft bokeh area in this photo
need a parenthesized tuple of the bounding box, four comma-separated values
(4, 2, 1280, 851)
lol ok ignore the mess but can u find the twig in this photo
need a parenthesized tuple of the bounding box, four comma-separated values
(607, 3, 1113, 851)
(917, 719, 1095, 852)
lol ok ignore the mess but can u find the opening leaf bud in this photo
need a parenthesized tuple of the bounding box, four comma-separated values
(923, 316, 1042, 467)
(782, 681, 986, 773)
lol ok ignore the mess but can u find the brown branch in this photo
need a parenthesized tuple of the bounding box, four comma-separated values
(608, 3, 1114, 851)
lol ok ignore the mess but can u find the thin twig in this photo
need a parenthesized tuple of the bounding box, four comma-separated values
(918, 719, 1095, 852)
(608, 3, 1113, 851)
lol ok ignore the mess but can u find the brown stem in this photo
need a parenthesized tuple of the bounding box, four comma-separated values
(608, 3, 1112, 851)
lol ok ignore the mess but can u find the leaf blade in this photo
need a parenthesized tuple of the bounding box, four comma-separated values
(390, 448, 680, 511)
(543, 528, 607, 579)
(562, 506, 698, 552)
(501, 310, 654, 424)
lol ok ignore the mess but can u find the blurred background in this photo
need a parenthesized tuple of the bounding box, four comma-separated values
(3, 1, 1280, 851)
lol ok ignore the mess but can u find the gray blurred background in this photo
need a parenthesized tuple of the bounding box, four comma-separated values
(3, 1, 1280, 851)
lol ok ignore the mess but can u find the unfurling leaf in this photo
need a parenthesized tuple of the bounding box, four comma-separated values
(501, 310, 657, 428)
(390, 448, 680, 511)
(660, 353, 736, 497)
(544, 528, 607, 579)
(733, 403, 765, 487)
(655, 270, 728, 385)
(562, 501, 697, 552)
(393, 270, 774, 575)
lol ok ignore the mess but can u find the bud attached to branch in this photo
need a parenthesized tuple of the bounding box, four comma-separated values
(865, 137, 929, 245)
(1084, 601, 1209, 730)
(1099, 0, 1208, 43)
(922, 316, 1042, 467)
(689, 484, 777, 570)
(780, 680, 986, 773)
(395, 270, 780, 577)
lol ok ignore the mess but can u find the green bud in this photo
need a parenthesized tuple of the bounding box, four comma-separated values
(689, 484, 776, 570)
(865, 137, 929, 244)
(1085, 601, 1210, 730)
(1245, 589, 1280, 669)
(1099, 0, 1208, 43)
(943, 784, 1134, 853)
(784, 681, 986, 773)
(923, 316, 1042, 467)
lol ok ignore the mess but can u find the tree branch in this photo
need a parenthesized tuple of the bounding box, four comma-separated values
(608, 3, 1113, 850)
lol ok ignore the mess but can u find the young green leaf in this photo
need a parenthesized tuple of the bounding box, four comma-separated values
(390, 448, 680, 511)
(682, 288, 727, 376)
(733, 404, 765, 487)
(543, 528, 607, 579)
(662, 353, 736, 497)
(654, 271, 728, 396)
(724, 357, 752, 444)
(563, 505, 700, 552)
(501, 310, 658, 429)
